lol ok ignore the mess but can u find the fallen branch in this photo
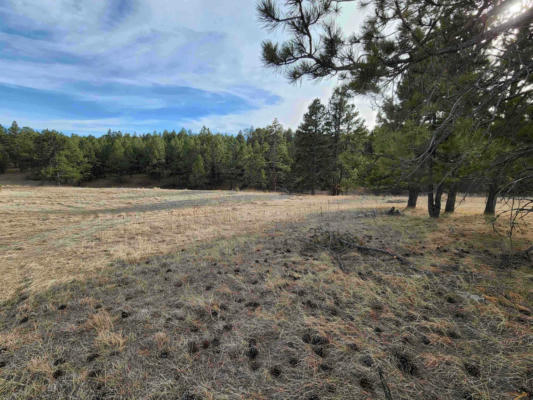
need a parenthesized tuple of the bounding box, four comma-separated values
(305, 228, 413, 270)
(353, 244, 411, 266)
(378, 367, 394, 400)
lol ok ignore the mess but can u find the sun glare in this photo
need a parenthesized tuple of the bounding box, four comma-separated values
(499, 0, 532, 20)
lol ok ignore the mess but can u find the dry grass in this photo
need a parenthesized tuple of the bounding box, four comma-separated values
(4, 184, 523, 301)
(86, 310, 114, 332)
(0, 184, 531, 399)
(26, 357, 53, 378)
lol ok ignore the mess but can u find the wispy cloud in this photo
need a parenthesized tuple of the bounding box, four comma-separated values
(0, 0, 376, 134)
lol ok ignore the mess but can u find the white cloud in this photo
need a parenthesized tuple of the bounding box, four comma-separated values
(0, 0, 377, 133)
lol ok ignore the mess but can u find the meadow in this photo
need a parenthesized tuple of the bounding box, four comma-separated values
(0, 183, 531, 399)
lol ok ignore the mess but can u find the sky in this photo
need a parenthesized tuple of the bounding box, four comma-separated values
(0, 0, 376, 135)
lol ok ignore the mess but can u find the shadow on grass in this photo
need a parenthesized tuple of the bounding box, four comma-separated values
(1, 210, 531, 400)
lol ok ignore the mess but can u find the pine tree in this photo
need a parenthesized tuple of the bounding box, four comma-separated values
(264, 120, 291, 191)
(107, 140, 130, 177)
(166, 136, 186, 185)
(34, 130, 64, 172)
(15, 127, 38, 171)
(0, 144, 8, 173)
(189, 154, 207, 188)
(244, 140, 267, 190)
(6, 121, 20, 165)
(32, 131, 88, 184)
(293, 99, 328, 194)
(0, 125, 9, 173)
(226, 133, 248, 190)
(79, 136, 100, 180)
(40, 140, 87, 185)
(145, 135, 166, 178)
(7, 121, 19, 136)
(326, 89, 367, 194)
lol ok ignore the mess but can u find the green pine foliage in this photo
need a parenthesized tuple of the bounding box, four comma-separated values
(293, 99, 329, 194)
(189, 154, 207, 188)
(326, 89, 368, 194)
(0, 120, 294, 190)
(0, 125, 9, 173)
(0, 144, 8, 174)
(0, 91, 372, 194)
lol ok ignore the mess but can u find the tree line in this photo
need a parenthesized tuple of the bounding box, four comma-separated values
(1, 0, 531, 220)
(0, 89, 367, 194)
(2, 72, 528, 220)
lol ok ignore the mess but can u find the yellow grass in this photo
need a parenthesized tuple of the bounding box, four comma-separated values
(0, 184, 530, 301)
(26, 356, 53, 379)
(85, 310, 114, 332)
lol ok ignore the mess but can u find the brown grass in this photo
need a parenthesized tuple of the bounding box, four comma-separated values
(1, 184, 530, 302)
(26, 356, 53, 378)
(0, 184, 531, 399)
(85, 310, 114, 332)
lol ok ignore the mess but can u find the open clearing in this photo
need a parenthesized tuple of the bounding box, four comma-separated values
(0, 185, 531, 399)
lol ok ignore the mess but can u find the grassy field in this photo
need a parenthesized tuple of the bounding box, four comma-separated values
(0, 183, 531, 399)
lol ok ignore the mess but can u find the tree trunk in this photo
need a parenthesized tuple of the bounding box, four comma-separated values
(330, 182, 340, 196)
(427, 183, 444, 218)
(331, 120, 341, 196)
(407, 187, 419, 208)
(484, 184, 498, 215)
(445, 185, 457, 213)
(311, 152, 316, 195)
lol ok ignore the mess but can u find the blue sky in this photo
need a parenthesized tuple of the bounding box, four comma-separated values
(0, 0, 375, 135)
